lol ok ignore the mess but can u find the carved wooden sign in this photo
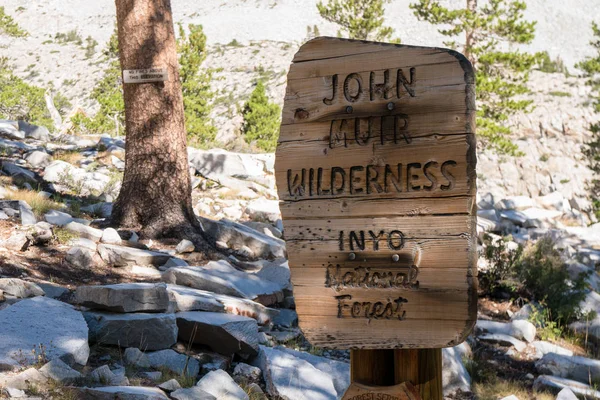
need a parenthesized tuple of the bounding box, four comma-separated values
(275, 37, 477, 349)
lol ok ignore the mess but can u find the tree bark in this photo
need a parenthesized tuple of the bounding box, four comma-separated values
(112, 0, 204, 245)
(464, 0, 477, 65)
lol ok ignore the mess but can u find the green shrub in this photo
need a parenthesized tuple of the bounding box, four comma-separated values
(0, 6, 26, 37)
(0, 57, 54, 129)
(55, 29, 83, 45)
(515, 236, 588, 323)
(537, 51, 569, 75)
(480, 234, 522, 295)
(549, 91, 571, 97)
(71, 29, 123, 136)
(84, 35, 98, 59)
(242, 81, 281, 152)
(317, 0, 396, 41)
(528, 304, 565, 341)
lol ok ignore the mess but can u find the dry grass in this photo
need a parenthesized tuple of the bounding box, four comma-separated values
(53, 150, 84, 166)
(4, 189, 65, 217)
(474, 381, 553, 400)
(157, 366, 197, 388)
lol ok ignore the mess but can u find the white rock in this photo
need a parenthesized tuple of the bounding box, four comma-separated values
(146, 349, 200, 377)
(19, 121, 49, 141)
(196, 369, 249, 400)
(539, 191, 568, 211)
(273, 346, 350, 397)
(158, 379, 181, 392)
(101, 228, 122, 245)
(200, 217, 286, 261)
(536, 353, 600, 384)
(162, 260, 284, 306)
(65, 246, 96, 269)
(76, 283, 170, 313)
(130, 266, 162, 279)
(233, 362, 262, 381)
(495, 196, 536, 211)
(1, 367, 46, 390)
(442, 343, 471, 396)
(84, 312, 177, 351)
(0, 297, 89, 370)
(78, 386, 169, 399)
(557, 387, 580, 400)
(162, 257, 189, 268)
(39, 358, 81, 383)
(64, 221, 103, 242)
(176, 311, 260, 358)
(170, 387, 216, 400)
(0, 278, 44, 298)
(25, 151, 51, 168)
(255, 259, 291, 290)
(98, 243, 171, 267)
(123, 347, 151, 368)
(175, 239, 194, 254)
(245, 198, 281, 223)
(532, 341, 574, 359)
(478, 333, 527, 352)
(90, 364, 128, 385)
(5, 387, 26, 398)
(476, 319, 536, 343)
(44, 210, 73, 226)
(253, 346, 339, 400)
(534, 375, 600, 399)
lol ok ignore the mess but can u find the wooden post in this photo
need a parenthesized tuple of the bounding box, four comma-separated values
(345, 349, 442, 400)
(394, 348, 442, 400)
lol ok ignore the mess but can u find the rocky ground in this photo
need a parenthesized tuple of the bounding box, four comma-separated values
(0, 109, 599, 399)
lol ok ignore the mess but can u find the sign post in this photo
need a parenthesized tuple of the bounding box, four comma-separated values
(275, 37, 477, 400)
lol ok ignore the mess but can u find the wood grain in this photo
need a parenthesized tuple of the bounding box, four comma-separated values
(278, 112, 475, 144)
(276, 37, 477, 349)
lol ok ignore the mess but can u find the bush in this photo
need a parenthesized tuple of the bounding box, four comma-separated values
(55, 29, 83, 45)
(317, 0, 396, 41)
(515, 236, 588, 323)
(0, 57, 54, 129)
(0, 6, 26, 37)
(537, 51, 569, 75)
(71, 29, 124, 136)
(241, 81, 281, 152)
(480, 234, 522, 295)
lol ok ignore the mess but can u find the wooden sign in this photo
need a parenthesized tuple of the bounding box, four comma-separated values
(275, 37, 477, 349)
(123, 67, 168, 83)
(342, 382, 420, 400)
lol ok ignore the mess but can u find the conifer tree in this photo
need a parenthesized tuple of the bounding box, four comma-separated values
(411, 0, 540, 154)
(317, 0, 397, 42)
(242, 81, 281, 152)
(75, 24, 215, 146)
(177, 24, 216, 147)
(576, 22, 600, 218)
(71, 29, 124, 135)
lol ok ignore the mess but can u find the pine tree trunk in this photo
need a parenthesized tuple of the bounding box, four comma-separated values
(112, 0, 204, 244)
(465, 0, 477, 64)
